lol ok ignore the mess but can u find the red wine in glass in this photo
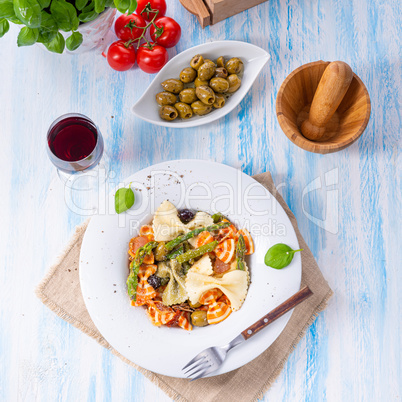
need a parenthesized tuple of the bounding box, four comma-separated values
(47, 113, 104, 174)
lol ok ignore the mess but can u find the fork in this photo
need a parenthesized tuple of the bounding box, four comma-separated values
(182, 286, 313, 380)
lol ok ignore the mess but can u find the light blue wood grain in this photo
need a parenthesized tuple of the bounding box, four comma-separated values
(0, 0, 400, 400)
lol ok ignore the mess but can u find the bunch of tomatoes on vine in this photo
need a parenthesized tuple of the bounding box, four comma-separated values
(105, 0, 181, 73)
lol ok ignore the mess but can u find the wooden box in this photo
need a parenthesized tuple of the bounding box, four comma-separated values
(179, 0, 269, 28)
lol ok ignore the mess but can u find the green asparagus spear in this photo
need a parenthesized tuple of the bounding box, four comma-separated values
(165, 222, 230, 251)
(211, 212, 226, 223)
(166, 244, 184, 260)
(127, 241, 158, 300)
(176, 241, 218, 264)
(236, 234, 246, 271)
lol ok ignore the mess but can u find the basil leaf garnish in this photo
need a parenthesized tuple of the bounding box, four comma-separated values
(17, 26, 39, 45)
(66, 31, 82, 50)
(78, 9, 98, 22)
(113, 0, 130, 13)
(115, 184, 135, 214)
(94, 0, 106, 14)
(75, 0, 88, 10)
(44, 31, 65, 53)
(264, 243, 303, 269)
(13, 0, 41, 28)
(50, 0, 79, 32)
(127, 0, 137, 15)
(0, 18, 9, 37)
(0, 0, 15, 19)
(37, 11, 57, 43)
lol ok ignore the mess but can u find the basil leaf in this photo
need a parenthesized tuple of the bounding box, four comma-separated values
(127, 0, 137, 14)
(50, 0, 79, 32)
(37, 11, 57, 43)
(81, 1, 94, 12)
(94, 0, 106, 14)
(66, 30, 82, 50)
(37, 0, 50, 9)
(0, 0, 15, 19)
(104, 0, 113, 7)
(264, 243, 303, 269)
(78, 9, 98, 22)
(0, 18, 9, 37)
(113, 0, 129, 13)
(115, 185, 135, 214)
(8, 16, 22, 24)
(44, 31, 65, 53)
(17, 26, 39, 45)
(75, 0, 88, 11)
(14, 0, 41, 28)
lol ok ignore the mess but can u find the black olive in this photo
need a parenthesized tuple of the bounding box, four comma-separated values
(147, 274, 162, 289)
(178, 209, 195, 224)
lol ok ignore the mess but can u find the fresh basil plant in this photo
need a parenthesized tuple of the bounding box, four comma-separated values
(0, 0, 137, 53)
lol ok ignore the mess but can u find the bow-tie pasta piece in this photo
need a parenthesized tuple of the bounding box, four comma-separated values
(156, 259, 188, 306)
(131, 264, 157, 307)
(152, 200, 187, 241)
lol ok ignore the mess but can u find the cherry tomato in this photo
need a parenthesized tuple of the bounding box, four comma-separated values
(136, 43, 168, 74)
(150, 16, 181, 48)
(136, 0, 166, 21)
(114, 13, 147, 42)
(107, 41, 136, 71)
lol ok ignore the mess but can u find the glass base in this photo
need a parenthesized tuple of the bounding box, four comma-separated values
(57, 153, 109, 191)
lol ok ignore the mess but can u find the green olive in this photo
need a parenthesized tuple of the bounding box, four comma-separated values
(216, 56, 225, 68)
(191, 101, 212, 116)
(179, 88, 198, 104)
(154, 242, 168, 261)
(198, 62, 216, 81)
(194, 77, 209, 87)
(188, 300, 202, 308)
(159, 105, 178, 121)
(190, 54, 204, 70)
(213, 93, 226, 109)
(180, 67, 197, 83)
(196, 85, 216, 105)
(227, 74, 241, 93)
(209, 77, 229, 93)
(174, 102, 193, 119)
(204, 59, 215, 66)
(225, 57, 243, 75)
(191, 310, 208, 327)
(155, 91, 177, 106)
(214, 67, 228, 78)
(161, 79, 184, 94)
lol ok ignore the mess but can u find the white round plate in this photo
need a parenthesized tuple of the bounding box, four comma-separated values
(79, 160, 301, 377)
(132, 41, 270, 128)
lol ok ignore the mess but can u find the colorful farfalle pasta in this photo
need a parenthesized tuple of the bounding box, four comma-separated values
(126, 201, 255, 330)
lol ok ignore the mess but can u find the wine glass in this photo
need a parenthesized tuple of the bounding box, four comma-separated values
(46, 113, 109, 191)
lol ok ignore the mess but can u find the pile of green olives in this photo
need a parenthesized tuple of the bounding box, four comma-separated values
(155, 55, 244, 121)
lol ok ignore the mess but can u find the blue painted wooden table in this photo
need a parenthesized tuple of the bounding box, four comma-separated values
(0, 0, 400, 400)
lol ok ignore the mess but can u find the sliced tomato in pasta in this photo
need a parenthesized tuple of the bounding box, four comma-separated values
(214, 238, 235, 263)
(236, 229, 254, 255)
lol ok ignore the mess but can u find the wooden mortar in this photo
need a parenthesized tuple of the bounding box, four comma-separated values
(276, 60, 371, 154)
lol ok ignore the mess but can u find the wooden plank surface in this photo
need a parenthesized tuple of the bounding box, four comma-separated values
(0, 0, 400, 400)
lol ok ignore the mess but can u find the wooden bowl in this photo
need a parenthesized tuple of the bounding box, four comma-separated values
(276, 61, 371, 154)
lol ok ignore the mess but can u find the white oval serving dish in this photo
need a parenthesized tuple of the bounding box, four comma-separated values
(132, 41, 270, 128)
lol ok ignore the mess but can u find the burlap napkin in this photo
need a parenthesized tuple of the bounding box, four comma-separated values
(36, 172, 333, 402)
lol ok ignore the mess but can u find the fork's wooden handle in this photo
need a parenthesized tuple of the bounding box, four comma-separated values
(241, 286, 313, 340)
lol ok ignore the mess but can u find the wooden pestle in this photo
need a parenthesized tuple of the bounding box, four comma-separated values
(301, 61, 353, 141)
